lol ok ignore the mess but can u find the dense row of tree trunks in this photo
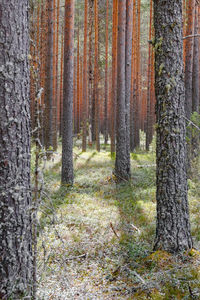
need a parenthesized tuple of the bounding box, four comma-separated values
(0, 1, 33, 297)
(154, 0, 193, 252)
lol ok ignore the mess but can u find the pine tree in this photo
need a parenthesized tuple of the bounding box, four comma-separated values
(61, 0, 75, 185)
(154, 0, 193, 252)
(0, 0, 33, 297)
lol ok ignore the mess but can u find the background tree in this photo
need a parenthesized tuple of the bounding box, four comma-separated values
(115, 0, 130, 182)
(61, 0, 75, 185)
(0, 0, 33, 297)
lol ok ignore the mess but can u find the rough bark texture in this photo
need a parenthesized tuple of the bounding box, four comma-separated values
(130, 0, 136, 152)
(82, 0, 88, 152)
(154, 0, 193, 253)
(61, 0, 74, 185)
(184, 0, 195, 119)
(104, 0, 109, 145)
(115, 0, 130, 182)
(192, 4, 199, 114)
(111, 0, 118, 155)
(94, 0, 100, 151)
(0, 0, 33, 298)
(125, 0, 132, 175)
(146, 0, 153, 151)
(45, 0, 54, 149)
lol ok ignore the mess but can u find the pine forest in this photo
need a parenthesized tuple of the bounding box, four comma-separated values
(0, 0, 200, 299)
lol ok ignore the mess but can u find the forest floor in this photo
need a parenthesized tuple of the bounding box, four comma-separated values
(36, 140, 200, 299)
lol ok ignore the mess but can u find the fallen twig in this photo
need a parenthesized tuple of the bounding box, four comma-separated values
(110, 222, 120, 239)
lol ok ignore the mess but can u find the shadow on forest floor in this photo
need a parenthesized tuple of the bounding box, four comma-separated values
(37, 146, 200, 299)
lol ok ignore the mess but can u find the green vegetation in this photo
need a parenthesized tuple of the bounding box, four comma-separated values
(37, 144, 200, 299)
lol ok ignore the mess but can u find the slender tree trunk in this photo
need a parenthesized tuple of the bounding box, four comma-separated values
(52, 0, 57, 150)
(125, 0, 133, 173)
(115, 0, 130, 182)
(56, 0, 60, 137)
(94, 0, 100, 151)
(59, 25, 64, 137)
(0, 0, 33, 297)
(111, 0, 118, 155)
(184, 0, 195, 119)
(146, 0, 153, 151)
(76, 28, 80, 135)
(45, 0, 54, 150)
(82, 0, 88, 151)
(134, 0, 141, 148)
(192, 4, 199, 114)
(130, 0, 136, 152)
(104, 0, 109, 145)
(61, 0, 74, 185)
(154, 0, 193, 252)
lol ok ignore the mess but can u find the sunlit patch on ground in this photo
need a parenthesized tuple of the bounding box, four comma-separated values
(37, 143, 200, 299)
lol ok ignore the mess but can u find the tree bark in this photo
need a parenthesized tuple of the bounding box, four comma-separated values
(61, 0, 74, 185)
(94, 0, 100, 151)
(154, 0, 193, 252)
(0, 0, 33, 297)
(111, 0, 118, 155)
(82, 0, 88, 152)
(125, 0, 133, 174)
(115, 0, 130, 182)
(104, 0, 109, 145)
(45, 0, 54, 150)
(184, 0, 195, 119)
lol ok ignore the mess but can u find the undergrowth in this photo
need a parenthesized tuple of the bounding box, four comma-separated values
(36, 143, 200, 299)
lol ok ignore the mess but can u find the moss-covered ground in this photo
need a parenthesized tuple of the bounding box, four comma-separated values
(36, 142, 200, 299)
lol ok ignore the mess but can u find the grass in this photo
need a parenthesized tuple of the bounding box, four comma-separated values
(36, 142, 200, 299)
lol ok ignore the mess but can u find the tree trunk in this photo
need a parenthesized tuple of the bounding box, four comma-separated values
(94, 0, 100, 151)
(154, 0, 193, 253)
(184, 0, 195, 119)
(115, 0, 130, 182)
(125, 0, 133, 174)
(111, 0, 118, 155)
(45, 0, 54, 150)
(146, 0, 153, 151)
(82, 0, 88, 152)
(130, 0, 136, 152)
(0, 0, 33, 297)
(104, 0, 109, 145)
(192, 4, 199, 114)
(61, 0, 74, 185)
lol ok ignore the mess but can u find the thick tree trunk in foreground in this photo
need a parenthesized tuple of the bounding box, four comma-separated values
(61, 0, 74, 185)
(115, 0, 130, 182)
(0, 0, 33, 298)
(154, 0, 193, 252)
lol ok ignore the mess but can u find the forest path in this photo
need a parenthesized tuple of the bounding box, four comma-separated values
(37, 145, 200, 299)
